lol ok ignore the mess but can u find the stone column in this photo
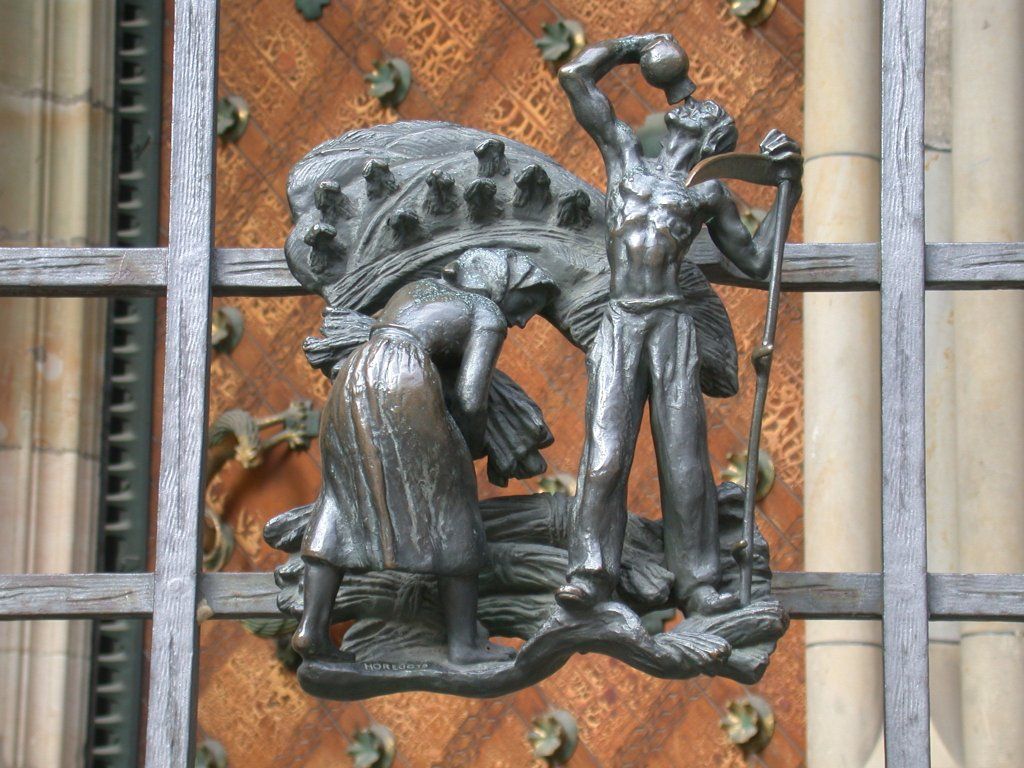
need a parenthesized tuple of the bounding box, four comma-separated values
(951, 3, 1024, 767)
(803, 3, 883, 765)
(923, 2, 964, 765)
(0, 1, 114, 766)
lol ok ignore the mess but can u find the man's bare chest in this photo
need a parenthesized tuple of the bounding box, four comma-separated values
(609, 173, 700, 223)
(608, 173, 703, 242)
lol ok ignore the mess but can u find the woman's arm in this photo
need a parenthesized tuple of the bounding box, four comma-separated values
(452, 324, 505, 459)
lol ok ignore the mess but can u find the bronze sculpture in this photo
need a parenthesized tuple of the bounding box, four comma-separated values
(264, 32, 801, 700)
(293, 249, 556, 665)
(555, 34, 801, 615)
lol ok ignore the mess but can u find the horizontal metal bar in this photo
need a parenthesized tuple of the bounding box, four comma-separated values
(0, 247, 166, 295)
(199, 571, 281, 617)
(774, 571, 882, 619)
(213, 247, 300, 295)
(0, 247, 297, 297)
(0, 573, 153, 618)
(927, 573, 1024, 621)
(199, 571, 887, 620)
(2, 241, 1024, 297)
(781, 572, 1024, 621)
(2, 573, 1015, 626)
(1, 571, 1021, 622)
(928, 242, 1024, 289)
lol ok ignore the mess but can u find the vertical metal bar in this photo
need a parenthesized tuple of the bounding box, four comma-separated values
(143, 1, 218, 766)
(880, 1, 930, 765)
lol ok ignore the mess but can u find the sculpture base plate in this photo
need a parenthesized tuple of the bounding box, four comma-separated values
(296, 598, 787, 700)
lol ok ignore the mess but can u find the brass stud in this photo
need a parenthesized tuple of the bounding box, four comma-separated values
(528, 710, 578, 766)
(722, 449, 776, 500)
(295, 0, 330, 21)
(727, 0, 778, 27)
(211, 306, 244, 354)
(215, 95, 249, 142)
(364, 58, 412, 109)
(348, 724, 396, 768)
(195, 739, 228, 768)
(535, 20, 587, 68)
(721, 695, 775, 754)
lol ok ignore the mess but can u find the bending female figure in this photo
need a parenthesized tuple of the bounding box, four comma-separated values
(293, 248, 558, 665)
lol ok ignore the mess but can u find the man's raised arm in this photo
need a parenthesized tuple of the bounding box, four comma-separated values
(558, 35, 665, 179)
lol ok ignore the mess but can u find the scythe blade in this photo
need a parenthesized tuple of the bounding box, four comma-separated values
(685, 152, 777, 188)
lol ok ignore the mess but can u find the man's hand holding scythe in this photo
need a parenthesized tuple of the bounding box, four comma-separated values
(687, 128, 803, 605)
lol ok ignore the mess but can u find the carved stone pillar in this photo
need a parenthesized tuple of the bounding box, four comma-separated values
(951, 3, 1024, 767)
(803, 3, 883, 766)
(923, 2, 964, 765)
(0, 1, 114, 766)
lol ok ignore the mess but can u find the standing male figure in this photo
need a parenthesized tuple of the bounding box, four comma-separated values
(555, 34, 802, 615)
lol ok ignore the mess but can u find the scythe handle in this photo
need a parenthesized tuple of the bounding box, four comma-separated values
(739, 178, 795, 606)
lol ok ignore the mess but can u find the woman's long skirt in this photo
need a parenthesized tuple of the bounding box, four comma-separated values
(302, 327, 486, 576)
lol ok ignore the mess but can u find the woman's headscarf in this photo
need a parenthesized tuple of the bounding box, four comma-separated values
(441, 248, 559, 307)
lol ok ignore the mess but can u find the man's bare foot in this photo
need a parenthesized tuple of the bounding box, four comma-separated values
(448, 640, 517, 666)
(682, 585, 740, 617)
(555, 575, 609, 611)
(292, 626, 355, 662)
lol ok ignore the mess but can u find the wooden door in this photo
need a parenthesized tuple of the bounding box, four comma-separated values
(164, 1, 807, 764)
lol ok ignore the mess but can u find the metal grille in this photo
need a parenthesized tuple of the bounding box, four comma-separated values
(0, 2, 1022, 765)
